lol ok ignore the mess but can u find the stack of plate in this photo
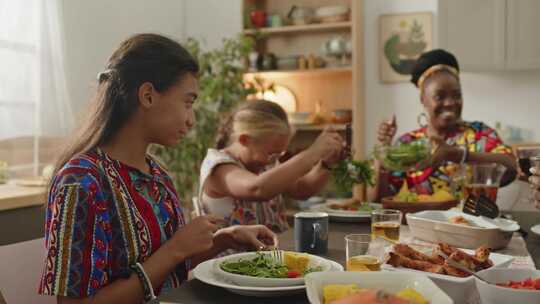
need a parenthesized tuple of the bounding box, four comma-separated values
(192, 251, 343, 297)
(309, 199, 381, 222)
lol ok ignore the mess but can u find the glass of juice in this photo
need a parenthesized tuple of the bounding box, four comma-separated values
(463, 163, 506, 218)
(528, 155, 540, 203)
(371, 209, 402, 242)
(345, 234, 381, 271)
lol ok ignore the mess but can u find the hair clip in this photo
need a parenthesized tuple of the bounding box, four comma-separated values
(97, 69, 114, 82)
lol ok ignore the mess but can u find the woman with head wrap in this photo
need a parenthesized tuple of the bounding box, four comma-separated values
(368, 49, 517, 202)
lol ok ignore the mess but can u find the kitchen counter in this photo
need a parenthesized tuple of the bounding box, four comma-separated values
(0, 182, 47, 212)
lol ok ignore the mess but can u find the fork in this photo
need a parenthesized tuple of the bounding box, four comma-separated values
(463, 194, 499, 219)
(270, 248, 283, 264)
(436, 251, 493, 284)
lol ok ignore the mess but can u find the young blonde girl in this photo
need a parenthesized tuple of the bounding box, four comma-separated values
(199, 100, 344, 233)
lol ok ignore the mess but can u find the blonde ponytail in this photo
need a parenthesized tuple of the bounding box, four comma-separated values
(215, 100, 290, 148)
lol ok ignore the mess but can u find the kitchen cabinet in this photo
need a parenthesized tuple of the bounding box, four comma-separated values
(506, 0, 540, 69)
(438, 0, 540, 71)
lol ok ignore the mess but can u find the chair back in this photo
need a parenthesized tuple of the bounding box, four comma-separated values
(0, 238, 56, 304)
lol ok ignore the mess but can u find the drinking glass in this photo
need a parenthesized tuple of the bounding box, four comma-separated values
(345, 234, 381, 271)
(371, 209, 402, 242)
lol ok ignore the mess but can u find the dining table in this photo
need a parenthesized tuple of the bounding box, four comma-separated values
(159, 210, 540, 304)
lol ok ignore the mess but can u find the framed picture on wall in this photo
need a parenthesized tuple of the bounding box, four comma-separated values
(379, 12, 433, 84)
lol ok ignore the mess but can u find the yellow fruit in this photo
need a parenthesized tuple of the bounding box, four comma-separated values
(397, 181, 409, 196)
(429, 177, 451, 193)
(396, 288, 428, 304)
(323, 284, 362, 304)
(430, 190, 455, 202)
(284, 251, 309, 274)
(417, 194, 432, 202)
(395, 182, 419, 202)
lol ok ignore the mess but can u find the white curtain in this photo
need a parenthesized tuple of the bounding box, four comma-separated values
(0, 0, 73, 175)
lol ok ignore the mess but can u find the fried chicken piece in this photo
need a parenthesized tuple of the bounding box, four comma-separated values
(393, 244, 444, 265)
(387, 252, 445, 274)
(474, 245, 491, 262)
(442, 263, 470, 277)
(437, 242, 458, 257)
(450, 249, 495, 272)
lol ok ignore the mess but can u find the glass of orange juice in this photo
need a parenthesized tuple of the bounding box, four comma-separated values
(371, 209, 402, 242)
(345, 234, 381, 271)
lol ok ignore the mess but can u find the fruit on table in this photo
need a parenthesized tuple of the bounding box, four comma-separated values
(323, 284, 362, 304)
(323, 284, 428, 304)
(394, 181, 455, 203)
(395, 288, 429, 304)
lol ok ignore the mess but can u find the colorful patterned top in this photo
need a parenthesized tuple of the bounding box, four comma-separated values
(39, 148, 190, 298)
(198, 149, 289, 233)
(386, 121, 512, 195)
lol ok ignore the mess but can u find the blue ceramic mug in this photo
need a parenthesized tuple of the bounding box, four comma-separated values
(294, 212, 328, 254)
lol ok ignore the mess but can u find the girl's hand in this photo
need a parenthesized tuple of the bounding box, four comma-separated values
(377, 115, 397, 145)
(310, 127, 344, 162)
(530, 167, 540, 209)
(169, 216, 225, 260)
(215, 225, 278, 251)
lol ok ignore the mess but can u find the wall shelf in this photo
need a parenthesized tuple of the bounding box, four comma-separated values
(292, 123, 348, 131)
(245, 66, 352, 77)
(243, 21, 351, 35)
(242, 0, 365, 199)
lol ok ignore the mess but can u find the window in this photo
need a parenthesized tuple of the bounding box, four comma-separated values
(0, 0, 72, 178)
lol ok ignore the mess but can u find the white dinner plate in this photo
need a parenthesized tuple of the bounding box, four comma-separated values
(192, 258, 343, 297)
(309, 201, 381, 222)
(531, 224, 540, 237)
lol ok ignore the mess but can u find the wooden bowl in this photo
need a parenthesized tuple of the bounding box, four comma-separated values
(381, 197, 459, 224)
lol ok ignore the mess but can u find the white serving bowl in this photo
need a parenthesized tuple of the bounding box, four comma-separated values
(214, 251, 334, 288)
(476, 268, 540, 304)
(305, 271, 453, 304)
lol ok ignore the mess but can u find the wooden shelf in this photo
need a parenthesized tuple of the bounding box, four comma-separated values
(292, 123, 348, 131)
(245, 66, 351, 77)
(243, 21, 351, 35)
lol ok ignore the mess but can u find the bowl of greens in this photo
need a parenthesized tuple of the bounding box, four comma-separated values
(373, 141, 431, 172)
(214, 251, 333, 287)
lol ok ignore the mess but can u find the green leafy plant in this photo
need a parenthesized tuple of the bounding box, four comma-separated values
(152, 35, 256, 206)
(331, 159, 375, 196)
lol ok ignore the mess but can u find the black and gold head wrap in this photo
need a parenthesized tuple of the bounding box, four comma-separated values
(411, 49, 460, 89)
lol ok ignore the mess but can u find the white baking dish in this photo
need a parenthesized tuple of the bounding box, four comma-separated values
(406, 210, 519, 250)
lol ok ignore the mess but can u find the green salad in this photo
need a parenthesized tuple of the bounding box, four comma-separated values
(220, 253, 322, 279)
(374, 141, 430, 172)
(331, 159, 375, 195)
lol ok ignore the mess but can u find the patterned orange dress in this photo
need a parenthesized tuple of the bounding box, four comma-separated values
(386, 121, 512, 196)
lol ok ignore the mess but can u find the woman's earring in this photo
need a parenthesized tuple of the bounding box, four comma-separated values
(417, 112, 428, 128)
